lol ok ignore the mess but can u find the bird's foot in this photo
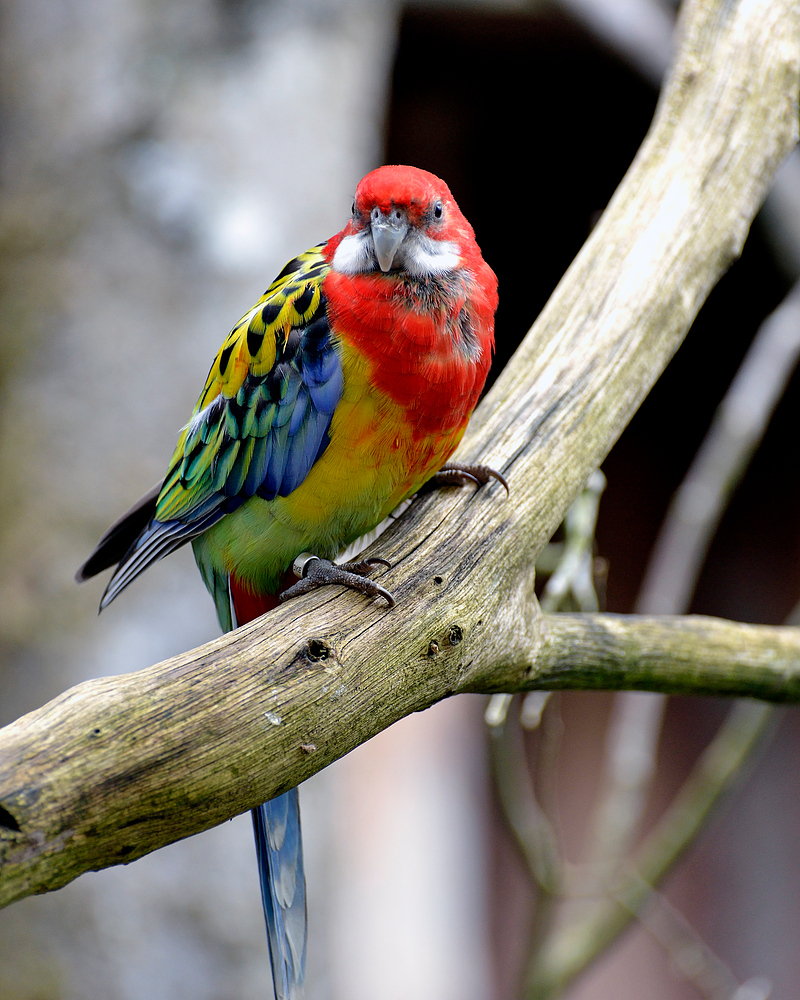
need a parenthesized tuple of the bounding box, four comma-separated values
(279, 553, 395, 607)
(423, 462, 509, 495)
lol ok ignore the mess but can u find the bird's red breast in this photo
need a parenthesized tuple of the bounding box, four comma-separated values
(323, 165, 497, 440)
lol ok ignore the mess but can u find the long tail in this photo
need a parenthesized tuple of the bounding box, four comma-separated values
(231, 577, 307, 1000)
(253, 793, 307, 999)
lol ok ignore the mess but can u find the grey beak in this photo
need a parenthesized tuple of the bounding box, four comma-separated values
(371, 215, 409, 272)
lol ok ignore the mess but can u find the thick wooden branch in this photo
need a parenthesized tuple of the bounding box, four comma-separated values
(0, 0, 797, 906)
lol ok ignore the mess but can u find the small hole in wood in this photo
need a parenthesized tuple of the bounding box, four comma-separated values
(447, 624, 464, 646)
(0, 804, 21, 832)
(307, 639, 330, 661)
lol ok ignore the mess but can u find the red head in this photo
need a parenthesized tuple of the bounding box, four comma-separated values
(330, 165, 479, 277)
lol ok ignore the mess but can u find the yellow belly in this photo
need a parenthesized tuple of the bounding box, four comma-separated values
(193, 367, 465, 595)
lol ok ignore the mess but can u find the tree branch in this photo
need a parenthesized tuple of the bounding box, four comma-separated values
(536, 615, 800, 699)
(0, 0, 797, 908)
(1, 610, 798, 909)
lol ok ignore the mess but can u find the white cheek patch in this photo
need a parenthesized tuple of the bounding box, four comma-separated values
(332, 231, 375, 274)
(404, 236, 461, 277)
(332, 229, 461, 277)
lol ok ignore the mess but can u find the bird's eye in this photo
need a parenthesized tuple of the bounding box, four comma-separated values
(351, 201, 356, 215)
(433, 201, 443, 220)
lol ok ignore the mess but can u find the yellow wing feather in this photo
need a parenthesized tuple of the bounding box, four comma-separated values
(196, 243, 328, 408)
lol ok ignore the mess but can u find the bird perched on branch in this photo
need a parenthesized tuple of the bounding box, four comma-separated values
(78, 164, 502, 999)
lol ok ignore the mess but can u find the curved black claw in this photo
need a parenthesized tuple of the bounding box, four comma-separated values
(279, 556, 395, 608)
(424, 462, 509, 495)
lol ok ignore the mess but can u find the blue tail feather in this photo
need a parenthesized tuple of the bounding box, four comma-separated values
(220, 586, 308, 999)
(252, 790, 307, 1000)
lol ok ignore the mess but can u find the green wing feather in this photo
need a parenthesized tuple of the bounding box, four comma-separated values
(96, 243, 344, 609)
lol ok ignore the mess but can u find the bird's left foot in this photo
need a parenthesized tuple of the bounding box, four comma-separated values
(279, 554, 395, 607)
(424, 462, 509, 494)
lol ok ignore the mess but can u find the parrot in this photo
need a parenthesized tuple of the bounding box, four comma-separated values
(77, 164, 502, 999)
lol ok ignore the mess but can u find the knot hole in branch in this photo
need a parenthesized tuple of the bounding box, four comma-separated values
(306, 638, 331, 662)
(0, 803, 21, 832)
(447, 625, 463, 646)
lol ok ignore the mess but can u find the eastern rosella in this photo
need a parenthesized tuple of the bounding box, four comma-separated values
(78, 164, 501, 999)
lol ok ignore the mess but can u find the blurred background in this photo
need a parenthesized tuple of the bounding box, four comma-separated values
(1, 0, 799, 998)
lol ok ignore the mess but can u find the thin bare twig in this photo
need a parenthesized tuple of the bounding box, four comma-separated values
(546, 264, 800, 1000)
(587, 279, 800, 880)
(490, 711, 562, 896)
(622, 876, 772, 1000)
(537, 278, 800, 981)
(487, 472, 606, 726)
(487, 473, 605, 940)
(488, 472, 606, 986)
(527, 12, 800, 994)
(526, 699, 776, 998)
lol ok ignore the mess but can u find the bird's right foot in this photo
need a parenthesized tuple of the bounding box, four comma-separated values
(279, 553, 395, 607)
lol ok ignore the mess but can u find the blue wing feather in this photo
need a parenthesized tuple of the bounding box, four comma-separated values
(287, 386, 309, 436)
(98, 252, 341, 609)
